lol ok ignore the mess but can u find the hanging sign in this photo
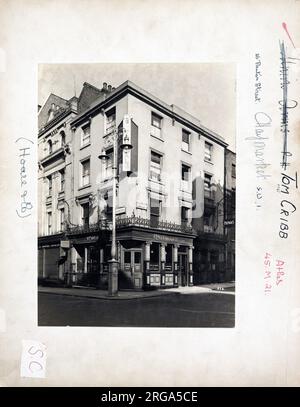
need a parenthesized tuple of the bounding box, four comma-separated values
(122, 114, 131, 172)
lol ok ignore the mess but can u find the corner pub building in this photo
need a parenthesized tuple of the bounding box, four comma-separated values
(38, 80, 232, 290)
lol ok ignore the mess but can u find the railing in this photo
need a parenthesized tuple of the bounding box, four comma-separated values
(116, 215, 195, 234)
(66, 220, 112, 235)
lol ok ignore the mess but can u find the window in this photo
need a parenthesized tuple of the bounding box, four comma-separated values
(181, 164, 190, 181)
(150, 198, 161, 227)
(60, 131, 66, 147)
(59, 208, 65, 231)
(181, 206, 189, 224)
(204, 214, 213, 232)
(60, 169, 65, 191)
(134, 252, 141, 264)
(204, 141, 213, 162)
(124, 251, 131, 264)
(151, 113, 162, 138)
(150, 151, 162, 181)
(105, 108, 116, 135)
(182, 129, 190, 152)
(81, 159, 90, 187)
(81, 203, 89, 228)
(204, 173, 212, 198)
(47, 139, 53, 155)
(232, 163, 236, 178)
(81, 125, 90, 147)
(47, 212, 52, 234)
(103, 148, 113, 179)
(47, 175, 52, 195)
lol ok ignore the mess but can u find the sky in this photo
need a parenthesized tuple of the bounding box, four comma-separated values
(38, 63, 236, 151)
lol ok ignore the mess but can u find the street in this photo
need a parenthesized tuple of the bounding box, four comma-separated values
(38, 291, 235, 327)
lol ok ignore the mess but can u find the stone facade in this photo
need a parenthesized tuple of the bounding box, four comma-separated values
(38, 80, 234, 289)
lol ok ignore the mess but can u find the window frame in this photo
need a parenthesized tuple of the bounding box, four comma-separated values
(181, 163, 191, 182)
(149, 150, 163, 182)
(47, 175, 52, 196)
(151, 112, 162, 129)
(47, 211, 52, 234)
(59, 208, 65, 231)
(204, 141, 213, 162)
(182, 129, 191, 152)
(81, 202, 90, 227)
(232, 163, 236, 178)
(81, 124, 91, 147)
(105, 107, 116, 135)
(204, 173, 213, 198)
(59, 169, 65, 192)
(80, 158, 91, 187)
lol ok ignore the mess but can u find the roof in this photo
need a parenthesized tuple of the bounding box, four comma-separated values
(71, 80, 228, 147)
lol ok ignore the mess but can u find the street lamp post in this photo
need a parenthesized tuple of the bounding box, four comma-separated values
(98, 121, 132, 296)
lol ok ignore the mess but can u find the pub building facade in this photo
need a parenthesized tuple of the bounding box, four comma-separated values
(38, 80, 230, 289)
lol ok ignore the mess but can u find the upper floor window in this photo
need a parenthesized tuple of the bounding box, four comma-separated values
(60, 131, 66, 147)
(181, 164, 191, 182)
(60, 169, 65, 191)
(81, 159, 90, 187)
(81, 203, 90, 228)
(204, 141, 213, 162)
(204, 214, 213, 232)
(182, 129, 190, 152)
(103, 148, 113, 179)
(232, 163, 236, 178)
(47, 212, 52, 234)
(150, 198, 161, 228)
(81, 124, 90, 147)
(204, 173, 212, 198)
(151, 112, 162, 138)
(105, 108, 116, 135)
(181, 206, 190, 225)
(47, 139, 53, 155)
(181, 163, 191, 191)
(59, 208, 65, 231)
(47, 175, 52, 196)
(150, 151, 162, 182)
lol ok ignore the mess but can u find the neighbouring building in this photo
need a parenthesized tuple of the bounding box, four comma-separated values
(38, 79, 234, 289)
(224, 149, 236, 282)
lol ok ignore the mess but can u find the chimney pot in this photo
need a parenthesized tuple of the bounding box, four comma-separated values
(102, 82, 108, 90)
(108, 85, 112, 92)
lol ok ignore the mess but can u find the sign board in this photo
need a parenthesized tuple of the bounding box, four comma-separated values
(60, 240, 70, 249)
(224, 220, 235, 227)
(122, 114, 131, 172)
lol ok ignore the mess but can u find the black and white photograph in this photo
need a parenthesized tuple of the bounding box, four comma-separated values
(1, 0, 299, 389)
(37, 63, 236, 327)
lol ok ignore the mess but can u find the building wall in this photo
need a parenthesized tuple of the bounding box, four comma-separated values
(126, 94, 225, 229)
(38, 113, 75, 236)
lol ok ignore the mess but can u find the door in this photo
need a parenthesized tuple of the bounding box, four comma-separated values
(178, 254, 188, 286)
(123, 250, 143, 288)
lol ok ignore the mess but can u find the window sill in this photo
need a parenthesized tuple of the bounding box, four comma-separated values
(181, 148, 192, 155)
(204, 159, 213, 165)
(150, 134, 164, 142)
(78, 184, 91, 191)
(80, 143, 91, 150)
(101, 177, 113, 183)
(148, 177, 165, 186)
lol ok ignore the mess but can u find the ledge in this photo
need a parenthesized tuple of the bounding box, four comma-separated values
(204, 159, 214, 165)
(181, 149, 192, 155)
(78, 184, 91, 191)
(80, 143, 91, 150)
(150, 134, 164, 142)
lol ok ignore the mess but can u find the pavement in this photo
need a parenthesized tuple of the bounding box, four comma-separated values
(38, 282, 235, 300)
